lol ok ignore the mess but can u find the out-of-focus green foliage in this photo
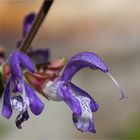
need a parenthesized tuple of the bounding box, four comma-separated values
(112, 115, 140, 139)
(0, 121, 9, 138)
(124, 122, 140, 139)
(0, 65, 4, 98)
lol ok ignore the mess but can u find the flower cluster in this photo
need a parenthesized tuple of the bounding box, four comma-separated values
(0, 13, 126, 133)
(2, 51, 44, 129)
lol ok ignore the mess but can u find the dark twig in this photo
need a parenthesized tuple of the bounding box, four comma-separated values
(20, 0, 54, 53)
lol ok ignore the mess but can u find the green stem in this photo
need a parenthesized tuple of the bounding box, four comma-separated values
(20, 0, 54, 53)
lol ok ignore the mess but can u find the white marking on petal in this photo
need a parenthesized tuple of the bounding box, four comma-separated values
(75, 96, 93, 131)
(10, 82, 29, 112)
(11, 99, 23, 112)
(10, 94, 29, 112)
(42, 81, 62, 101)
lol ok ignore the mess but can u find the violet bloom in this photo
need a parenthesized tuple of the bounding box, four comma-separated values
(42, 52, 126, 133)
(28, 48, 50, 68)
(23, 12, 36, 38)
(23, 14, 50, 67)
(2, 51, 44, 129)
(17, 12, 35, 49)
(17, 12, 50, 67)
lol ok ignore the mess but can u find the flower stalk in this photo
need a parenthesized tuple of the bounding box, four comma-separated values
(20, 0, 54, 53)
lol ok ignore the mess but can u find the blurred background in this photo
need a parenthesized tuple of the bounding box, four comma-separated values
(0, 0, 140, 139)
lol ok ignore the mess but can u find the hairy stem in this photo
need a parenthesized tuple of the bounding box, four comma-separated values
(20, 0, 54, 53)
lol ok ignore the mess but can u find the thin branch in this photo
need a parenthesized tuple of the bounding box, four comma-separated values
(20, 0, 54, 53)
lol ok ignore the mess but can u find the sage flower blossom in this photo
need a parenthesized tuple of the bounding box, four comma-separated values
(1, 50, 125, 133)
(17, 12, 50, 69)
(42, 52, 125, 133)
(23, 12, 36, 38)
(2, 51, 44, 129)
(17, 12, 36, 49)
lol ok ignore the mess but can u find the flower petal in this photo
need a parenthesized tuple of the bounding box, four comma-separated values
(9, 51, 34, 80)
(72, 96, 96, 133)
(61, 52, 108, 81)
(23, 12, 36, 37)
(17, 51, 35, 73)
(15, 110, 29, 129)
(68, 82, 99, 112)
(24, 82, 44, 115)
(9, 51, 22, 79)
(28, 49, 50, 65)
(2, 81, 12, 119)
(58, 82, 81, 115)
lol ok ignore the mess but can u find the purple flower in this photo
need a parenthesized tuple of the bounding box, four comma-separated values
(17, 12, 50, 67)
(28, 48, 50, 66)
(42, 52, 126, 133)
(17, 13, 36, 49)
(2, 51, 44, 129)
(23, 12, 36, 38)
